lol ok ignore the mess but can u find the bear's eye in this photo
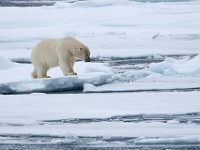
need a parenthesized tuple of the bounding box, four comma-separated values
(80, 48, 83, 51)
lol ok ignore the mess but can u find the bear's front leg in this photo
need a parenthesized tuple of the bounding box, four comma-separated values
(59, 59, 77, 76)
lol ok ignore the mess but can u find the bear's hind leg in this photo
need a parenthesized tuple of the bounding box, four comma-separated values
(37, 65, 48, 78)
(31, 65, 38, 78)
(31, 69, 38, 78)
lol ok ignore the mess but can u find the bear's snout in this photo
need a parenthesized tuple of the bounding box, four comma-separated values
(86, 57, 90, 62)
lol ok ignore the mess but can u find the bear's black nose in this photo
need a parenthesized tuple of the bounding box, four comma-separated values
(86, 58, 90, 62)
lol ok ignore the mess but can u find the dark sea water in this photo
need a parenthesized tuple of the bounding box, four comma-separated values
(0, 145, 199, 150)
(1, 144, 200, 150)
(0, 0, 194, 7)
(0, 0, 56, 7)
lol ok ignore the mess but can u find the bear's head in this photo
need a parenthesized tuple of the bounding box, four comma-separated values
(79, 46, 90, 62)
(64, 37, 90, 62)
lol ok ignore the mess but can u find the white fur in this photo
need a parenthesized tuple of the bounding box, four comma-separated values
(31, 36, 90, 78)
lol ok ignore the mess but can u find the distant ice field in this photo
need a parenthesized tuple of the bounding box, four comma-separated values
(0, 0, 200, 54)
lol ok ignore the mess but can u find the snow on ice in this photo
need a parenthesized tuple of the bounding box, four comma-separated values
(0, 0, 200, 147)
(1, 53, 200, 94)
(125, 54, 200, 79)
(0, 55, 115, 94)
(1, 92, 200, 145)
(0, 0, 200, 53)
(84, 54, 200, 93)
(149, 54, 200, 75)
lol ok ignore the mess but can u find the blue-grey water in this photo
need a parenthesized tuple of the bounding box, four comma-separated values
(1, 145, 200, 150)
(0, 0, 194, 7)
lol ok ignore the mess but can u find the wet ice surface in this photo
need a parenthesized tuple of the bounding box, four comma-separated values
(0, 0, 57, 7)
(1, 145, 200, 150)
(2, 112, 200, 143)
(43, 112, 200, 124)
(1, 137, 200, 150)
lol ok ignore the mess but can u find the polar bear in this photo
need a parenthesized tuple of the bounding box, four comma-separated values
(31, 36, 90, 78)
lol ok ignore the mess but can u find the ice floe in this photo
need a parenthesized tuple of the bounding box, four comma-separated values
(123, 54, 200, 81)
(149, 54, 200, 76)
(0, 56, 115, 94)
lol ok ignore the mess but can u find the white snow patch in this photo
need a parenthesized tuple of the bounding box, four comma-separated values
(70, 0, 131, 7)
(0, 55, 18, 70)
(122, 54, 200, 82)
(53, 1, 71, 8)
(136, 135, 200, 145)
(74, 62, 114, 74)
(1, 92, 200, 120)
(149, 54, 200, 75)
(123, 69, 152, 81)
